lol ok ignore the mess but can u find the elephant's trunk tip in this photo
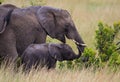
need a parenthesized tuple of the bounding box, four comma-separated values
(77, 46, 82, 56)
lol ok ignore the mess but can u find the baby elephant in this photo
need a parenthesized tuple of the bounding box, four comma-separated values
(21, 43, 81, 70)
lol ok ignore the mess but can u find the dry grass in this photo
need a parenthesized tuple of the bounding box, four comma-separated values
(0, 66, 120, 82)
(1, 0, 120, 81)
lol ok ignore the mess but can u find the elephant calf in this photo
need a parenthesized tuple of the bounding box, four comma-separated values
(21, 43, 81, 70)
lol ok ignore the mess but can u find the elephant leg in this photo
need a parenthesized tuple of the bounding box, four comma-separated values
(47, 58, 57, 69)
(47, 64, 56, 69)
(23, 60, 34, 72)
(5, 46, 18, 63)
(1, 41, 19, 67)
(0, 41, 19, 67)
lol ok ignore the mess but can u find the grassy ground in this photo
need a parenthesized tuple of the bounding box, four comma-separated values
(1, 0, 120, 82)
(0, 66, 120, 82)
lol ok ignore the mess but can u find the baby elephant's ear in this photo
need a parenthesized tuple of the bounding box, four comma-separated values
(48, 44, 63, 61)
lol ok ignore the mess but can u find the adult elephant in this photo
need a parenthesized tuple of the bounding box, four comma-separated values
(0, 5, 86, 62)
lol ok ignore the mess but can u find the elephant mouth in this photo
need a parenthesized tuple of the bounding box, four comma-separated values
(56, 34, 66, 43)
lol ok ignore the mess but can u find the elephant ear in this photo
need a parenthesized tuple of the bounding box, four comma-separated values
(48, 44, 63, 61)
(0, 7, 13, 34)
(37, 6, 61, 38)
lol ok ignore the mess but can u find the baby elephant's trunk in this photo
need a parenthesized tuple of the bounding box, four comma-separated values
(75, 45, 82, 59)
(71, 45, 83, 60)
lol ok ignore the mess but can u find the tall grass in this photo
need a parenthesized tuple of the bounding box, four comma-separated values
(0, 66, 120, 82)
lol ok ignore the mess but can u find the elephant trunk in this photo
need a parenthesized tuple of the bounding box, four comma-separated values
(74, 45, 82, 59)
(69, 44, 83, 60)
(71, 30, 86, 54)
(65, 25, 86, 54)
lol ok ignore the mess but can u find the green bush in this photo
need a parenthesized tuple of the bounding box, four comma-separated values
(95, 22, 120, 70)
(95, 22, 120, 62)
(79, 48, 96, 67)
(108, 52, 120, 66)
(95, 22, 115, 61)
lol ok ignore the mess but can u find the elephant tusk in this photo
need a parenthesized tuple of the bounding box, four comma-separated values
(80, 43, 87, 47)
(72, 39, 79, 44)
(72, 39, 87, 47)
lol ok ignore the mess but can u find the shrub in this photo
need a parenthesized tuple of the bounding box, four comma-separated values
(108, 52, 120, 66)
(95, 22, 120, 70)
(79, 48, 96, 68)
(95, 22, 120, 62)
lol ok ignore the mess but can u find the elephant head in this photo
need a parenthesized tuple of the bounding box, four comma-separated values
(0, 4, 17, 34)
(48, 43, 81, 61)
(37, 6, 86, 54)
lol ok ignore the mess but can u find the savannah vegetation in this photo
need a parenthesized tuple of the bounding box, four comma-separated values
(1, 0, 120, 82)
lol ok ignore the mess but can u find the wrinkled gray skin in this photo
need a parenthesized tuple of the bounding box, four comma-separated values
(22, 43, 81, 70)
(0, 4, 18, 62)
(0, 4, 85, 62)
